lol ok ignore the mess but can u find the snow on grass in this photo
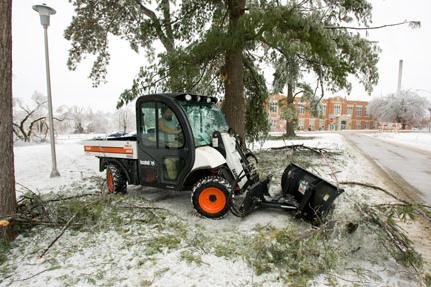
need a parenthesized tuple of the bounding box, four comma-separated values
(13, 137, 100, 196)
(2, 133, 428, 286)
(365, 131, 431, 152)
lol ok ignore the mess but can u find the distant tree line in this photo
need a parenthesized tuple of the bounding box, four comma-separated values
(369, 90, 430, 130)
(12, 91, 136, 142)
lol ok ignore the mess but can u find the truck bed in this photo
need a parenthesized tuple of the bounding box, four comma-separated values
(84, 134, 138, 159)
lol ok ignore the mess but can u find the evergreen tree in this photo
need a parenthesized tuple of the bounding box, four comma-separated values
(66, 0, 381, 141)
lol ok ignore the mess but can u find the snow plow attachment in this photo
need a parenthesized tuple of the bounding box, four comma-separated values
(231, 163, 344, 223)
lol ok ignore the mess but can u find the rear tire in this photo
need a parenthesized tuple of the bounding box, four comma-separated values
(192, 176, 231, 219)
(106, 164, 127, 194)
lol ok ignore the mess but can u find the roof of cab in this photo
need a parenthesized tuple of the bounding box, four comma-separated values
(140, 93, 218, 104)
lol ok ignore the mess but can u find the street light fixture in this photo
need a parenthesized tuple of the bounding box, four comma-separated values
(33, 3, 60, 177)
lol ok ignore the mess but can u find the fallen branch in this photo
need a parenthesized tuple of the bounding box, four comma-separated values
(12, 218, 82, 228)
(39, 212, 78, 258)
(11, 267, 58, 282)
(340, 181, 431, 222)
(16, 182, 37, 194)
(117, 204, 168, 211)
(339, 181, 407, 203)
(356, 203, 422, 272)
(375, 203, 431, 210)
(42, 193, 97, 203)
(269, 144, 338, 155)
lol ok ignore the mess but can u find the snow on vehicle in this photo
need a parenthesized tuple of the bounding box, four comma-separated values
(84, 93, 343, 222)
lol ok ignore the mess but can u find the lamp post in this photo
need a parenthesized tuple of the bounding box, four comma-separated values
(33, 3, 60, 177)
(428, 108, 431, 133)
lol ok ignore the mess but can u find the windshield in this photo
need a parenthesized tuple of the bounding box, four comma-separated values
(180, 101, 228, 146)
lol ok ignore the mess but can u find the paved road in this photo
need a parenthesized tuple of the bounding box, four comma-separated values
(343, 132, 431, 205)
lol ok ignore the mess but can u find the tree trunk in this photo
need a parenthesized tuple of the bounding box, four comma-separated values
(222, 0, 246, 140)
(285, 83, 296, 137)
(0, 0, 17, 220)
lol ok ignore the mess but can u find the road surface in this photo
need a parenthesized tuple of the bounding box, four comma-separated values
(343, 132, 431, 205)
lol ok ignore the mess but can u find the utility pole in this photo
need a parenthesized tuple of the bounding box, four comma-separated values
(33, 4, 60, 177)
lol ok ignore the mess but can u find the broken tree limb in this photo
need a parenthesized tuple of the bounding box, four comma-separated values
(355, 203, 422, 272)
(42, 193, 97, 203)
(39, 212, 78, 258)
(38, 195, 104, 258)
(339, 181, 407, 203)
(12, 218, 82, 228)
(117, 204, 168, 211)
(11, 266, 59, 283)
(341, 181, 431, 223)
(375, 203, 431, 210)
(269, 144, 338, 155)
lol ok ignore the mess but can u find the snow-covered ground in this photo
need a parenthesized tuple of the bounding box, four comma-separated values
(365, 131, 431, 153)
(14, 137, 99, 196)
(2, 133, 429, 286)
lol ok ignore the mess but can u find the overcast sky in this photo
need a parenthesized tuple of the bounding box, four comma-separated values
(12, 0, 431, 112)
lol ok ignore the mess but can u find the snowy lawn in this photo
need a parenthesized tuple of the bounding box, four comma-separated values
(365, 131, 431, 153)
(1, 133, 429, 286)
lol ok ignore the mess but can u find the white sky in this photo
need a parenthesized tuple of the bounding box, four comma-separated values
(12, 0, 431, 112)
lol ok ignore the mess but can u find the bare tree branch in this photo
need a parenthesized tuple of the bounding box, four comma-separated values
(325, 20, 421, 30)
(134, 0, 174, 52)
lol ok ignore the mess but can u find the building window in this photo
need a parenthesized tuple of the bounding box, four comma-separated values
(319, 119, 325, 129)
(320, 104, 327, 116)
(356, 120, 361, 129)
(356, 106, 363, 117)
(270, 119, 276, 127)
(270, 101, 278, 113)
(347, 105, 353, 115)
(365, 106, 369, 116)
(298, 105, 305, 115)
(365, 121, 369, 129)
(309, 119, 315, 128)
(334, 104, 341, 116)
(298, 119, 304, 129)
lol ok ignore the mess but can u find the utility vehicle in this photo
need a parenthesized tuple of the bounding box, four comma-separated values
(84, 93, 343, 221)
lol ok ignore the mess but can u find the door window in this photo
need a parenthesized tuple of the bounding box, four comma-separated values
(139, 101, 188, 183)
(140, 102, 157, 147)
(158, 103, 185, 149)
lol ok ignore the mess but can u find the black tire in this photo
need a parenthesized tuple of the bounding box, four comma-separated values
(191, 176, 231, 219)
(106, 164, 127, 194)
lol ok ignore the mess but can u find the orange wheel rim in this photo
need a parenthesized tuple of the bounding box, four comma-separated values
(198, 187, 226, 214)
(107, 170, 114, 193)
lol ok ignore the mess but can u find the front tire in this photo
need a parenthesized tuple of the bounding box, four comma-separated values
(106, 164, 127, 194)
(192, 176, 231, 219)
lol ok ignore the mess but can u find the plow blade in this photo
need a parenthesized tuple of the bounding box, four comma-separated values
(280, 163, 344, 221)
(232, 163, 344, 223)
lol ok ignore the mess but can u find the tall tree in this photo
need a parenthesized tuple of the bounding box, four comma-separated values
(66, 0, 381, 141)
(65, 0, 215, 106)
(13, 92, 48, 142)
(0, 0, 17, 219)
(166, 0, 381, 139)
(369, 90, 430, 129)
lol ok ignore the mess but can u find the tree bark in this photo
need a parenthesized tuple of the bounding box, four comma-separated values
(0, 0, 17, 219)
(222, 0, 246, 140)
(285, 83, 296, 137)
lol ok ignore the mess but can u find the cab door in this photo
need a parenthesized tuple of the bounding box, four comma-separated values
(136, 95, 195, 189)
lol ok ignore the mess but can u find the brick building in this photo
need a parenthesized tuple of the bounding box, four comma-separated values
(268, 94, 375, 132)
